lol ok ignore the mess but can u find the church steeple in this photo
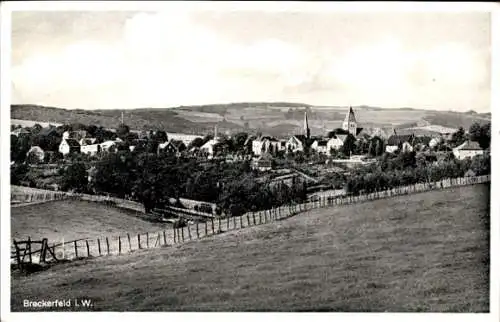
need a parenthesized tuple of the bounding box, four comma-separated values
(304, 111, 310, 139)
(342, 106, 357, 136)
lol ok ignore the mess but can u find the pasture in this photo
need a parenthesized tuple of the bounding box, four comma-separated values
(11, 200, 168, 243)
(11, 184, 490, 312)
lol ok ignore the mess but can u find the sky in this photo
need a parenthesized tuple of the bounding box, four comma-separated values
(10, 8, 492, 112)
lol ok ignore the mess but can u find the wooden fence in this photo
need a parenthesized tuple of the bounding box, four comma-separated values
(11, 190, 69, 206)
(11, 175, 490, 269)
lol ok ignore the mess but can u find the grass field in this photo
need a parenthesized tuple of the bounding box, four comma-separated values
(11, 184, 490, 312)
(11, 200, 169, 243)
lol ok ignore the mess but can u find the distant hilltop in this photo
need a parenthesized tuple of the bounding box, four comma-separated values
(11, 103, 490, 137)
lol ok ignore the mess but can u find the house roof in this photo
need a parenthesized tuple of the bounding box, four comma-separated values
(292, 135, 308, 144)
(12, 128, 31, 134)
(387, 134, 415, 146)
(454, 140, 482, 151)
(314, 139, 328, 147)
(170, 139, 186, 149)
(336, 134, 348, 142)
(344, 107, 357, 123)
(64, 138, 80, 147)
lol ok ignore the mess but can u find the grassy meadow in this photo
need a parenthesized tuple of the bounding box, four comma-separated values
(11, 184, 490, 312)
(11, 200, 169, 243)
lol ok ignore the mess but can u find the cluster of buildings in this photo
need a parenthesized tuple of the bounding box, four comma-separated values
(14, 106, 487, 165)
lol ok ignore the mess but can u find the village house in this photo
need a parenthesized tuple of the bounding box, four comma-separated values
(26, 146, 45, 163)
(327, 135, 348, 152)
(385, 134, 415, 153)
(252, 136, 285, 156)
(158, 140, 187, 157)
(452, 140, 484, 160)
(58, 138, 81, 155)
(311, 139, 329, 154)
(286, 135, 309, 153)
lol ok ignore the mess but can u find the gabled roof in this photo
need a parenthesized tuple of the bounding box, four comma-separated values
(244, 135, 256, 146)
(292, 135, 308, 144)
(343, 106, 357, 123)
(314, 139, 328, 147)
(12, 127, 31, 134)
(387, 134, 415, 146)
(170, 139, 186, 149)
(454, 140, 482, 151)
(336, 134, 348, 143)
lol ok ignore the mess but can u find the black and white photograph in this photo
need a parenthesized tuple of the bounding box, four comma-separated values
(1, 1, 498, 319)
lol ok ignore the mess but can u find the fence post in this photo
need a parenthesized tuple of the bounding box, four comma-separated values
(252, 212, 256, 225)
(146, 232, 149, 248)
(205, 220, 208, 236)
(13, 240, 22, 271)
(233, 216, 237, 230)
(181, 226, 185, 242)
(98, 238, 101, 256)
(39, 239, 47, 263)
(74, 240, 78, 259)
(86, 240, 90, 257)
(173, 227, 177, 243)
(226, 216, 230, 230)
(118, 236, 122, 254)
(127, 233, 132, 251)
(259, 211, 262, 224)
(196, 222, 200, 239)
(138, 234, 141, 249)
(218, 217, 222, 232)
(104, 237, 109, 255)
(188, 224, 192, 240)
(247, 213, 251, 226)
(211, 218, 215, 234)
(27, 237, 32, 264)
(240, 215, 243, 228)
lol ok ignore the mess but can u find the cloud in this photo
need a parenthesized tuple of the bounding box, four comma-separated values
(11, 11, 490, 111)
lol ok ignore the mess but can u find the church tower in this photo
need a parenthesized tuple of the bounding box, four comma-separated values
(342, 106, 357, 136)
(304, 111, 310, 139)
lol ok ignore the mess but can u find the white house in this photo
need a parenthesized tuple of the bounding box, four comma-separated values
(326, 136, 346, 153)
(59, 138, 80, 155)
(453, 141, 484, 160)
(311, 139, 329, 154)
(200, 139, 220, 159)
(285, 135, 308, 153)
(385, 134, 415, 153)
(252, 137, 285, 156)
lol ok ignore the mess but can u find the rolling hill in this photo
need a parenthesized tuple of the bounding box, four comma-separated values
(11, 103, 490, 137)
(11, 184, 489, 312)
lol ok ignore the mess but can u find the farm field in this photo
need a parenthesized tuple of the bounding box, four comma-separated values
(11, 184, 490, 312)
(11, 200, 168, 243)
